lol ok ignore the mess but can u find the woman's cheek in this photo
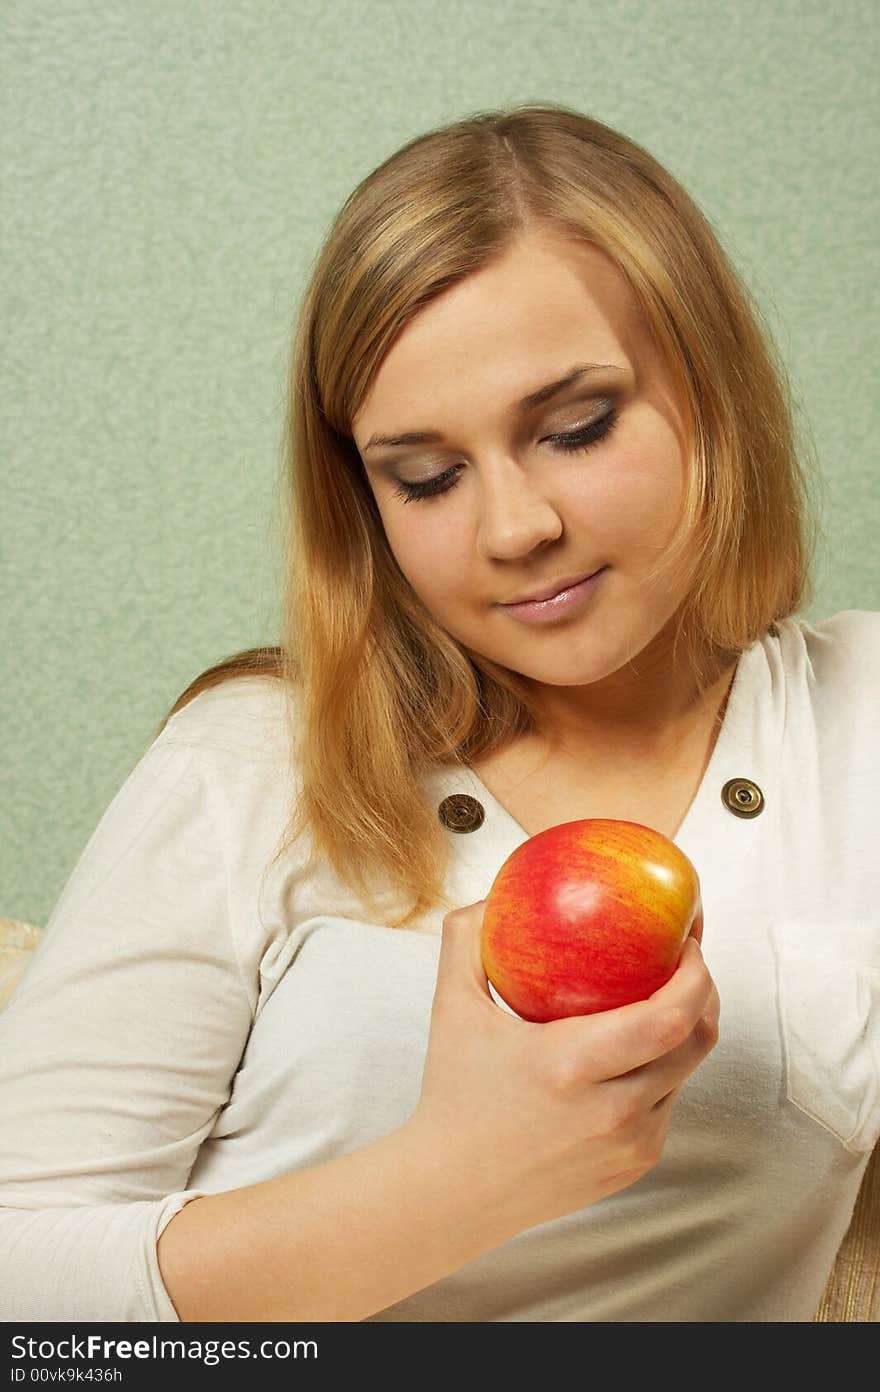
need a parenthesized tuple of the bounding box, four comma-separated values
(390, 514, 466, 586)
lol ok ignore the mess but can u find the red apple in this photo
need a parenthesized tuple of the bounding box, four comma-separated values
(481, 818, 703, 1022)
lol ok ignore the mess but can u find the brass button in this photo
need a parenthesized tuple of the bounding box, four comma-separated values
(721, 777, 765, 818)
(438, 793, 485, 833)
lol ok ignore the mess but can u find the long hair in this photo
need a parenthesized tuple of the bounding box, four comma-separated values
(153, 102, 827, 929)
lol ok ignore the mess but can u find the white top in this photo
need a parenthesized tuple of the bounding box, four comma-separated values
(2, 610, 879, 1323)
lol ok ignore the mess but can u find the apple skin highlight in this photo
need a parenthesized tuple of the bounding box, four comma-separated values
(481, 818, 703, 1023)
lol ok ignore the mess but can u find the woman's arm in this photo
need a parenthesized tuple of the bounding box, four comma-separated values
(1, 723, 528, 1324)
(0, 738, 253, 1321)
(160, 916, 720, 1323)
(157, 1116, 522, 1322)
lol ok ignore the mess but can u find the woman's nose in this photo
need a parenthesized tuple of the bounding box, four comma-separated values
(475, 460, 563, 559)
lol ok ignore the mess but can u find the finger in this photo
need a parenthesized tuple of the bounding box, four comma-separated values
(651, 1083, 681, 1114)
(544, 937, 714, 1081)
(436, 900, 494, 1002)
(610, 979, 721, 1107)
(689, 900, 704, 947)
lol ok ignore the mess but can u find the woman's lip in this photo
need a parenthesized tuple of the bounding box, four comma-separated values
(500, 566, 608, 622)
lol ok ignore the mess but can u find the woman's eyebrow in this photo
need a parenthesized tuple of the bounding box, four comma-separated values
(362, 362, 625, 453)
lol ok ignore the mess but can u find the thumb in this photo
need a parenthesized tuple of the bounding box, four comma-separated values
(437, 898, 491, 998)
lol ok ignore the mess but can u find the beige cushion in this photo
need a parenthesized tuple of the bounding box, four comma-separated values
(0, 914, 875, 1319)
(814, 1140, 880, 1322)
(0, 916, 42, 1011)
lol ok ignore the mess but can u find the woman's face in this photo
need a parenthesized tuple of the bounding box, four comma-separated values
(350, 229, 697, 715)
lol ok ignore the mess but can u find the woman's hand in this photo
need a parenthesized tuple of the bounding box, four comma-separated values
(405, 898, 720, 1234)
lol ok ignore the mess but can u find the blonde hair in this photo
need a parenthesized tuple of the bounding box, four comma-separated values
(155, 101, 827, 928)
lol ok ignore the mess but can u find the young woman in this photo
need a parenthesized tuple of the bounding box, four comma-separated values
(1, 103, 876, 1324)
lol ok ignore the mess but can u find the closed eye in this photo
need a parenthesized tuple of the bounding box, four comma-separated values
(390, 407, 620, 504)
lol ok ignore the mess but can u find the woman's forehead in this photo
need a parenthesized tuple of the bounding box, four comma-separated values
(352, 238, 651, 438)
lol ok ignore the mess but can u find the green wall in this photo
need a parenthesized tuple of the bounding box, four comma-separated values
(2, 0, 878, 927)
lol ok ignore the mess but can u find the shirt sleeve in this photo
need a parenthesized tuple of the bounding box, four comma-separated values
(0, 736, 254, 1321)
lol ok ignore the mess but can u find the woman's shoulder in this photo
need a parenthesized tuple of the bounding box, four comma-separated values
(777, 608, 880, 680)
(152, 673, 300, 765)
(770, 611, 879, 759)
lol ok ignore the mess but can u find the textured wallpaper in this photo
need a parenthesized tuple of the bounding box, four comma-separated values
(2, 0, 878, 927)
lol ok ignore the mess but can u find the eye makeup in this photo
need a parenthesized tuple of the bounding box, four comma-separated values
(390, 405, 620, 504)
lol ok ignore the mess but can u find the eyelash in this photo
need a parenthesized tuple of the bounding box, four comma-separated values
(390, 407, 620, 504)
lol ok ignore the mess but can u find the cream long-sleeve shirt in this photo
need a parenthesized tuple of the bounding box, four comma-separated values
(2, 610, 879, 1323)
